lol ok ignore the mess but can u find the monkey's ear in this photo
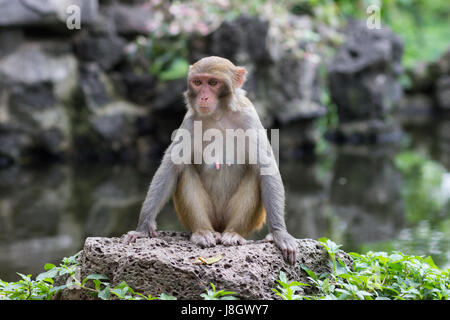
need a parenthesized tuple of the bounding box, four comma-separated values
(235, 67, 246, 88)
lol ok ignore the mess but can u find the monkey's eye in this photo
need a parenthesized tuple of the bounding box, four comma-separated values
(208, 79, 218, 87)
(193, 79, 202, 86)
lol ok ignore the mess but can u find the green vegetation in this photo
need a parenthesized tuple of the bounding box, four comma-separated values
(0, 252, 175, 300)
(200, 283, 239, 300)
(0, 251, 236, 300)
(293, 0, 450, 67)
(274, 238, 450, 300)
(377, 0, 450, 67)
(130, 0, 448, 81)
(2, 238, 448, 300)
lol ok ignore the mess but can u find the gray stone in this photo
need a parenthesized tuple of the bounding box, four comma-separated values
(0, 41, 76, 160)
(398, 94, 434, 116)
(0, 41, 77, 88)
(436, 76, 450, 110)
(327, 19, 404, 143)
(101, 2, 156, 36)
(78, 63, 114, 111)
(73, 100, 145, 158)
(74, 32, 126, 70)
(57, 231, 352, 300)
(0, 0, 98, 28)
(0, 126, 32, 163)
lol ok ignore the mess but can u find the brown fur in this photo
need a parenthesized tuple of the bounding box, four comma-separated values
(173, 165, 266, 236)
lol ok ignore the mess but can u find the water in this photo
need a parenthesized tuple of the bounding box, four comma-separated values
(0, 119, 449, 281)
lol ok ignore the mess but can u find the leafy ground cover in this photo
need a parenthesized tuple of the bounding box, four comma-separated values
(1, 238, 448, 300)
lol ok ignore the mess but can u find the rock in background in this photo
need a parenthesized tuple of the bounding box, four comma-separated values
(0, 0, 98, 29)
(0, 0, 158, 165)
(402, 49, 450, 113)
(0, 35, 77, 164)
(0, 1, 333, 166)
(0, 1, 412, 166)
(327, 20, 404, 144)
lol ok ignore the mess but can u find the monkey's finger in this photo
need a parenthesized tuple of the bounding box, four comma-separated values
(192, 231, 216, 248)
(206, 233, 216, 247)
(123, 231, 145, 244)
(289, 248, 297, 265)
(149, 229, 158, 238)
(145, 224, 157, 238)
(233, 233, 244, 245)
(282, 247, 288, 261)
(289, 242, 298, 265)
(264, 233, 273, 242)
(123, 234, 135, 244)
(213, 231, 222, 243)
(197, 238, 211, 248)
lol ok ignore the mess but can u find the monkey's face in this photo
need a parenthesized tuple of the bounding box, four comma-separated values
(189, 74, 224, 116)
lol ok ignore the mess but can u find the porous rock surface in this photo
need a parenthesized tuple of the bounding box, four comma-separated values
(60, 231, 352, 300)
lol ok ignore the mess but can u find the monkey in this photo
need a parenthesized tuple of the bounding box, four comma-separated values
(124, 56, 298, 265)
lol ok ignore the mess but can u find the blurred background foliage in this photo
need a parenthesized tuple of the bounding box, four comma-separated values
(129, 0, 449, 80)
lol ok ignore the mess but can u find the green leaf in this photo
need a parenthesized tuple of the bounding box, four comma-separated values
(98, 284, 111, 300)
(159, 58, 189, 81)
(17, 273, 31, 281)
(219, 295, 239, 300)
(50, 284, 69, 294)
(36, 268, 59, 281)
(85, 274, 109, 281)
(278, 271, 288, 284)
(44, 263, 56, 271)
(289, 281, 311, 287)
(215, 290, 237, 297)
(301, 264, 318, 280)
(424, 256, 439, 269)
(82, 273, 109, 286)
(159, 293, 177, 300)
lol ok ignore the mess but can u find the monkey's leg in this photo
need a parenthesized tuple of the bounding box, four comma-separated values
(173, 166, 220, 247)
(221, 171, 265, 246)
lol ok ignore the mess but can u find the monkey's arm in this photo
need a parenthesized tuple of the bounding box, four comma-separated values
(259, 156, 298, 265)
(139, 150, 180, 232)
(124, 114, 193, 243)
(247, 108, 298, 265)
(124, 146, 181, 244)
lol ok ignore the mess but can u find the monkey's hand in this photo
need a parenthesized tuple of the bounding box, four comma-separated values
(123, 221, 158, 244)
(265, 230, 298, 265)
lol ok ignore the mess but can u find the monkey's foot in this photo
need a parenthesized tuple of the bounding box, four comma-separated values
(191, 230, 220, 248)
(264, 233, 273, 242)
(123, 230, 156, 244)
(221, 232, 246, 246)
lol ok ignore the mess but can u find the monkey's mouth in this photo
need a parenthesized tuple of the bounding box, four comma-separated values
(198, 106, 211, 113)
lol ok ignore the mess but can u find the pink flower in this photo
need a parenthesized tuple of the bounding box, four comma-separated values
(195, 22, 210, 35)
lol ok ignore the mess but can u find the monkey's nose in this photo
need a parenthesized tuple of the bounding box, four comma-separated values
(201, 97, 208, 101)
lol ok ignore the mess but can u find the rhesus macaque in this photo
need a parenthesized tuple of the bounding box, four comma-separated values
(124, 56, 298, 264)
